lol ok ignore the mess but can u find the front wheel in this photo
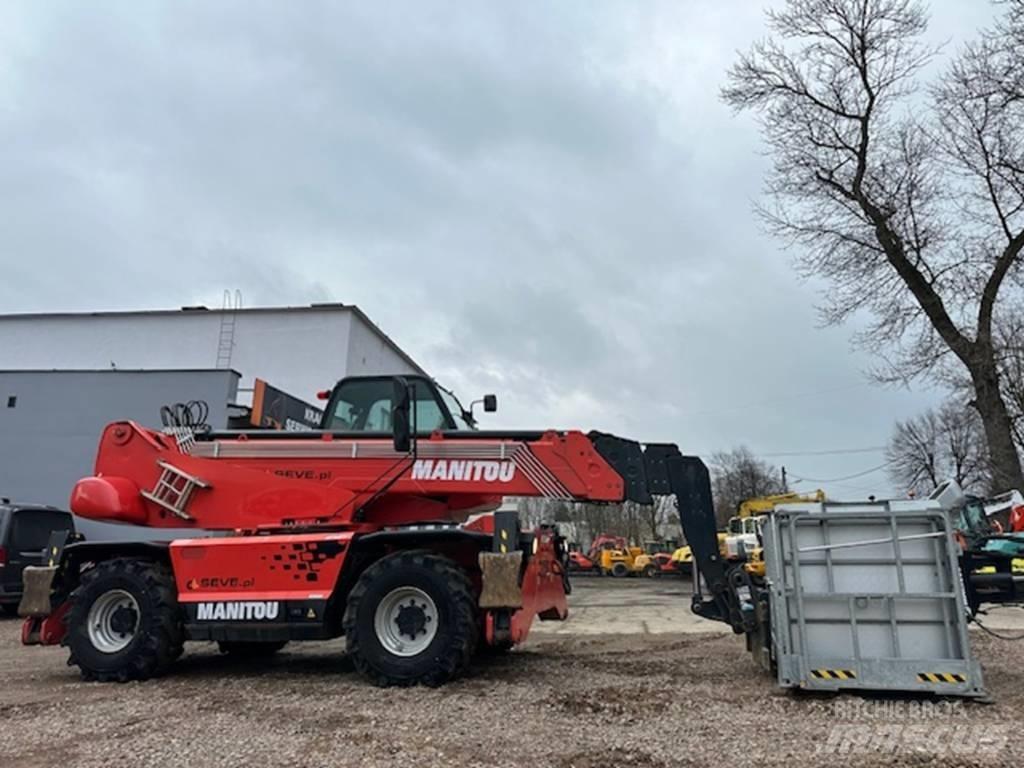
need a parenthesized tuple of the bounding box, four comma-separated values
(343, 550, 478, 687)
(65, 558, 183, 682)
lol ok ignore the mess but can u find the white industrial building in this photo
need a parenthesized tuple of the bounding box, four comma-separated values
(0, 303, 424, 405)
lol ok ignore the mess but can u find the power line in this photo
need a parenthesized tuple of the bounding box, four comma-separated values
(690, 444, 888, 458)
(789, 460, 895, 484)
(762, 445, 886, 458)
(791, 477, 887, 494)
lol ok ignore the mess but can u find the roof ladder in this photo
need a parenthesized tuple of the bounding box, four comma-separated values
(215, 289, 242, 369)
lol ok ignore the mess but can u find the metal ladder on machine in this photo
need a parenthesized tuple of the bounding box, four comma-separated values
(216, 289, 242, 369)
(141, 460, 210, 521)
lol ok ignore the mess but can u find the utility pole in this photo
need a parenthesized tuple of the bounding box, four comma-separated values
(781, 466, 788, 492)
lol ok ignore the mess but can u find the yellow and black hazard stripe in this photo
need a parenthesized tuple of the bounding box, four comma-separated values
(811, 669, 857, 680)
(917, 672, 968, 684)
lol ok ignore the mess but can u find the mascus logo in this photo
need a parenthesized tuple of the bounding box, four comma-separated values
(411, 459, 516, 483)
(186, 577, 255, 590)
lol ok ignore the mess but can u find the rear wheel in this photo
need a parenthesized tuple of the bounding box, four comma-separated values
(642, 564, 657, 578)
(344, 550, 478, 687)
(65, 558, 183, 682)
(611, 562, 629, 578)
(218, 640, 288, 657)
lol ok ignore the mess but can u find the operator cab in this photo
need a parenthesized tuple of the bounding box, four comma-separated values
(321, 375, 495, 433)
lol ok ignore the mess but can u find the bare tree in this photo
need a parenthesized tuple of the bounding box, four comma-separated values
(636, 495, 680, 543)
(996, 316, 1024, 449)
(710, 447, 787, 527)
(513, 494, 682, 549)
(887, 400, 990, 494)
(942, 306, 1024, 452)
(724, 0, 1024, 492)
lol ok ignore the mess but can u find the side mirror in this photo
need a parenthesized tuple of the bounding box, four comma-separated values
(483, 394, 497, 413)
(391, 377, 411, 453)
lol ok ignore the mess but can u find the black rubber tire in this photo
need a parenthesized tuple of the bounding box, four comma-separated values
(642, 564, 657, 578)
(218, 640, 288, 657)
(65, 558, 184, 682)
(343, 550, 478, 687)
(1, 603, 19, 617)
(611, 562, 629, 578)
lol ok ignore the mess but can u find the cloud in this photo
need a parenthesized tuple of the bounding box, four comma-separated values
(0, 0, 995, 496)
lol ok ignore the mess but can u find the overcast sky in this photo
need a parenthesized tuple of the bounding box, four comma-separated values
(0, 1, 1002, 499)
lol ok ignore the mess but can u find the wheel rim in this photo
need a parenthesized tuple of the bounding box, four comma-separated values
(87, 589, 140, 654)
(373, 586, 438, 657)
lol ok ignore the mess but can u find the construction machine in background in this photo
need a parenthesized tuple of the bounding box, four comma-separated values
(633, 539, 681, 577)
(722, 490, 825, 561)
(565, 535, 622, 574)
(932, 480, 1024, 605)
(18, 374, 737, 687)
(596, 542, 646, 577)
(634, 551, 677, 577)
(567, 549, 598, 573)
(567, 534, 647, 577)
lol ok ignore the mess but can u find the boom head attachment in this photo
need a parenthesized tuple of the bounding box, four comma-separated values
(588, 433, 747, 631)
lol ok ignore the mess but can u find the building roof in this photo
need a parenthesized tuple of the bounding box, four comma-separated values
(0, 368, 241, 375)
(0, 302, 349, 320)
(0, 303, 426, 375)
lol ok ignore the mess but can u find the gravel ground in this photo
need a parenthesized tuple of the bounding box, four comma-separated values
(1, 579, 1021, 768)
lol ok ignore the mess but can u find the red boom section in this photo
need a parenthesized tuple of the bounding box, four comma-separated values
(70, 422, 627, 530)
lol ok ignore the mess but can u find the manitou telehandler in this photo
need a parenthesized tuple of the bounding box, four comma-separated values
(19, 375, 741, 686)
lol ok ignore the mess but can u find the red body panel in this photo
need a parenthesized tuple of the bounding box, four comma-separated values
(70, 476, 148, 524)
(170, 532, 354, 603)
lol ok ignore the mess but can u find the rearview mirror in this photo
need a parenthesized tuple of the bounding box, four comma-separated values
(483, 394, 497, 413)
(391, 377, 411, 453)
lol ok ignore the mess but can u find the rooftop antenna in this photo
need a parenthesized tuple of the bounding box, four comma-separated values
(215, 289, 243, 369)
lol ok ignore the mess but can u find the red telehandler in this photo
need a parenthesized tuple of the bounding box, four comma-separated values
(19, 375, 740, 686)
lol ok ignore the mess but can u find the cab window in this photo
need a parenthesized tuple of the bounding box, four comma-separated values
(326, 378, 453, 432)
(437, 387, 474, 430)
